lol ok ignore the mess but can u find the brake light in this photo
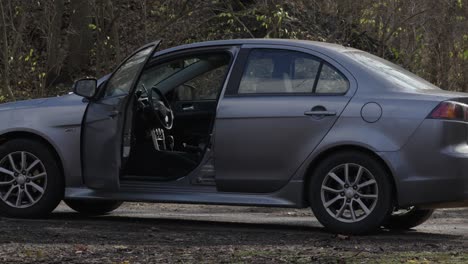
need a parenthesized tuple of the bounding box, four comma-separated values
(428, 101, 468, 121)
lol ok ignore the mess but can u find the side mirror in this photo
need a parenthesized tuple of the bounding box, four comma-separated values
(73, 78, 97, 98)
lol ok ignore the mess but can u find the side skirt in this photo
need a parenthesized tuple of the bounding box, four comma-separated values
(64, 180, 307, 208)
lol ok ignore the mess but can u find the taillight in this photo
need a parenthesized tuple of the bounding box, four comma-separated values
(428, 101, 468, 121)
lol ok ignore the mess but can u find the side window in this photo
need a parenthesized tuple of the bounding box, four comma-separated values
(239, 49, 320, 94)
(105, 46, 153, 97)
(237, 49, 348, 95)
(181, 64, 229, 100)
(293, 57, 321, 92)
(139, 52, 231, 101)
(316, 63, 349, 94)
(138, 58, 200, 90)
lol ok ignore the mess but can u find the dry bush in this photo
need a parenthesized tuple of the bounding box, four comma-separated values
(0, 0, 467, 101)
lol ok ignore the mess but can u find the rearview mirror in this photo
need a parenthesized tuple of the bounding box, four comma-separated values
(73, 78, 97, 98)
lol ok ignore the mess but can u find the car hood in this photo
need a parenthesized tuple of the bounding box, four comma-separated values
(0, 73, 110, 111)
(0, 93, 85, 111)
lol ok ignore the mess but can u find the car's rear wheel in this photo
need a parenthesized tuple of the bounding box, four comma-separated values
(384, 207, 434, 230)
(0, 139, 63, 218)
(64, 199, 123, 215)
(309, 151, 393, 235)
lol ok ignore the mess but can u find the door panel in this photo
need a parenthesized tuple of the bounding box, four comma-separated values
(214, 45, 355, 193)
(81, 95, 126, 190)
(81, 42, 160, 190)
(214, 96, 351, 193)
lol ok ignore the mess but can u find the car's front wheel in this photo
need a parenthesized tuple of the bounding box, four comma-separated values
(64, 199, 123, 215)
(0, 139, 64, 218)
(309, 151, 393, 235)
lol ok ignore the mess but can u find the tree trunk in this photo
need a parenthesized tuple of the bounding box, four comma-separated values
(65, 0, 93, 80)
(0, 1, 15, 100)
(45, 0, 65, 90)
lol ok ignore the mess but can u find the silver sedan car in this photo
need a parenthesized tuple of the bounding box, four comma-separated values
(0, 39, 465, 234)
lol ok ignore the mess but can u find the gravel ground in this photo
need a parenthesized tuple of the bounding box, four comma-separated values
(0, 202, 467, 263)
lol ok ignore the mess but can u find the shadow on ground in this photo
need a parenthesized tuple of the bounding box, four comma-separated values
(0, 203, 466, 263)
(0, 209, 463, 248)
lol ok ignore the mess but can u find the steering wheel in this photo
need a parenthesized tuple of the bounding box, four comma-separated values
(147, 86, 174, 130)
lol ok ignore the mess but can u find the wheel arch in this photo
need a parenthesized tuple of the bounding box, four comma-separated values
(302, 144, 398, 207)
(0, 130, 65, 183)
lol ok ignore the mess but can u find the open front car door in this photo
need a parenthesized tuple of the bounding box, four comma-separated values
(80, 41, 161, 190)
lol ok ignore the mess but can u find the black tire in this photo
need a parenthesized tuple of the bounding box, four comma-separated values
(64, 199, 123, 215)
(309, 151, 393, 235)
(384, 208, 434, 230)
(0, 139, 64, 218)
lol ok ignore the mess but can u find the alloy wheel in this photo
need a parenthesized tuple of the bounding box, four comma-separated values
(320, 163, 378, 223)
(0, 151, 47, 208)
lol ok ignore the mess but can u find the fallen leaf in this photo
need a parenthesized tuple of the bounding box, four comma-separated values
(336, 234, 349, 240)
(114, 245, 129, 250)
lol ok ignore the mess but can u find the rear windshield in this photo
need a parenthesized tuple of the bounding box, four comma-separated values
(344, 51, 440, 91)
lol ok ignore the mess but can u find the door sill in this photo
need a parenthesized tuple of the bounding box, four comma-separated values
(64, 185, 298, 208)
(120, 174, 185, 182)
(119, 180, 216, 192)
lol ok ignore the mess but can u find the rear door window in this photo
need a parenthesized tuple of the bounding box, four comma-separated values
(237, 49, 349, 95)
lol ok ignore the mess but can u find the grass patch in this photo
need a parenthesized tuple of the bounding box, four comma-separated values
(229, 249, 468, 263)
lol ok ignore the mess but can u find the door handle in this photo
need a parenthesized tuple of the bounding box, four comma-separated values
(182, 105, 195, 111)
(304, 110, 336, 116)
(108, 110, 120, 118)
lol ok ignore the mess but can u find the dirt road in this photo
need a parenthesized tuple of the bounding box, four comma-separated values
(0, 203, 467, 263)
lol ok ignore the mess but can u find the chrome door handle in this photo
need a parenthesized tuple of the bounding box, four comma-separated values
(108, 110, 120, 118)
(304, 111, 336, 116)
(182, 105, 194, 111)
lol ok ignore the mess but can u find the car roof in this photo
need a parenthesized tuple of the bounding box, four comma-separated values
(154, 39, 451, 97)
(99, 38, 455, 98)
(154, 39, 359, 57)
(97, 39, 358, 86)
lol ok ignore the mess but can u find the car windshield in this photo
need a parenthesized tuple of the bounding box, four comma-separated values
(344, 51, 440, 91)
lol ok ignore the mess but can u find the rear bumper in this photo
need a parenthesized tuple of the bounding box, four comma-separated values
(379, 119, 468, 208)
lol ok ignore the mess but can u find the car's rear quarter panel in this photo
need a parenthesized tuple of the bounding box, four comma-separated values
(383, 119, 468, 207)
(289, 52, 460, 207)
(292, 95, 439, 179)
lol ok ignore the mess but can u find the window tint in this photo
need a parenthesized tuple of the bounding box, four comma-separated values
(237, 49, 348, 95)
(316, 63, 349, 94)
(293, 57, 321, 92)
(105, 46, 153, 97)
(182, 64, 229, 100)
(239, 49, 321, 94)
